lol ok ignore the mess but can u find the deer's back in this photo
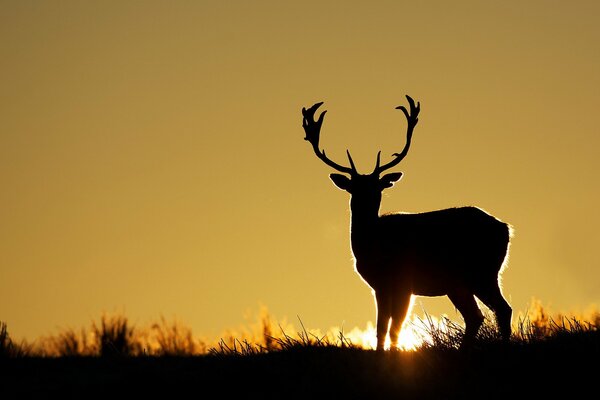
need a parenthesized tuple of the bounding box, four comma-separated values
(382, 205, 508, 235)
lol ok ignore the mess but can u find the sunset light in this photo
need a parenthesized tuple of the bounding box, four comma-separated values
(2, 1, 599, 345)
(1, 3, 599, 397)
(342, 318, 427, 351)
(338, 296, 426, 351)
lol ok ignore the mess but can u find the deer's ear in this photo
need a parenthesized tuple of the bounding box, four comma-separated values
(380, 172, 403, 189)
(330, 173, 352, 191)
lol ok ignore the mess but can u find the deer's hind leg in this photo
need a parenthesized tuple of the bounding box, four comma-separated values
(448, 291, 484, 346)
(474, 284, 512, 341)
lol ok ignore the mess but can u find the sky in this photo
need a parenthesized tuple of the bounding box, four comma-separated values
(1, 1, 599, 342)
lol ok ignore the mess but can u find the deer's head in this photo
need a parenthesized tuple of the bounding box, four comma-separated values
(302, 96, 420, 217)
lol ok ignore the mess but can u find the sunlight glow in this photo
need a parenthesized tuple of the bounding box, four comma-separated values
(340, 314, 438, 351)
(221, 304, 458, 353)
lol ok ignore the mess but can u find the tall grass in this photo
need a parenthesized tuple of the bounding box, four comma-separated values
(2, 299, 598, 358)
(145, 316, 206, 356)
(205, 300, 600, 355)
(1, 321, 32, 357)
(3, 313, 206, 357)
(210, 316, 358, 356)
(1, 321, 16, 357)
(45, 327, 92, 356)
(92, 313, 138, 356)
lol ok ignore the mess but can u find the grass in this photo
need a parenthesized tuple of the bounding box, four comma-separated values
(1, 302, 599, 399)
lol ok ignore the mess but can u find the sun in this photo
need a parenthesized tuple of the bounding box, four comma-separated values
(338, 297, 455, 351)
(342, 317, 426, 351)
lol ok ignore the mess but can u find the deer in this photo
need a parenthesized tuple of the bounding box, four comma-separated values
(301, 95, 512, 350)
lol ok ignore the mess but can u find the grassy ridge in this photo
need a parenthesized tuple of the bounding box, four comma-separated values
(1, 305, 599, 399)
(2, 335, 598, 399)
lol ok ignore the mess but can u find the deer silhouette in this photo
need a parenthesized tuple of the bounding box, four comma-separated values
(302, 96, 512, 350)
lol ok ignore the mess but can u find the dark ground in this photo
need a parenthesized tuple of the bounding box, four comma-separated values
(2, 339, 598, 399)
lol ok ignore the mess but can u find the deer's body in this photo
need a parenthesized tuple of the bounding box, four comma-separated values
(302, 96, 512, 349)
(352, 207, 510, 296)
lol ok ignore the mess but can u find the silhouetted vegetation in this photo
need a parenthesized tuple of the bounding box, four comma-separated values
(1, 302, 598, 398)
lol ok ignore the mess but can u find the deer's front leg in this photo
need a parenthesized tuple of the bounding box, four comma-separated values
(375, 291, 392, 351)
(388, 293, 412, 349)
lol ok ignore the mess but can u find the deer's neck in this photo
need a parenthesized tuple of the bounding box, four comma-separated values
(349, 200, 380, 255)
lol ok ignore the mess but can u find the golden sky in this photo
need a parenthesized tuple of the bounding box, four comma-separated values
(1, 1, 599, 341)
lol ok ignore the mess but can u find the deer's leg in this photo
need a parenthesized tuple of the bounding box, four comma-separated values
(375, 291, 392, 351)
(475, 285, 512, 341)
(388, 293, 412, 350)
(448, 291, 484, 346)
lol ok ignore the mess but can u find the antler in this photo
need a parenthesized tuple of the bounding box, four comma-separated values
(302, 102, 357, 175)
(372, 95, 420, 175)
